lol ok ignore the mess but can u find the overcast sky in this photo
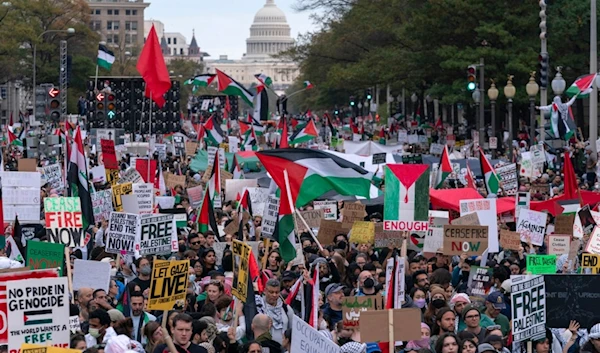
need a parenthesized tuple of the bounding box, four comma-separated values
(145, 0, 317, 59)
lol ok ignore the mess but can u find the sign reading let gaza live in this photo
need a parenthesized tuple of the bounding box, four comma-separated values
(383, 164, 430, 231)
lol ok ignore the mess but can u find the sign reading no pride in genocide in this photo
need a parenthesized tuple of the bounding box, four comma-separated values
(136, 214, 177, 256)
(147, 260, 189, 311)
(7, 277, 70, 351)
(44, 197, 84, 248)
(511, 275, 546, 342)
(106, 212, 138, 256)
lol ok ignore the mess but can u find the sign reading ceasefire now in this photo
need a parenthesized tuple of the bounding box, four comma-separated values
(442, 225, 488, 256)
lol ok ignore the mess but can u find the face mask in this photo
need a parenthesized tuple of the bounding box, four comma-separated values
(189, 274, 196, 282)
(109, 268, 117, 277)
(179, 244, 187, 253)
(363, 278, 375, 289)
(89, 328, 101, 338)
(461, 271, 470, 279)
(432, 298, 446, 309)
(319, 320, 328, 330)
(140, 265, 151, 276)
(337, 241, 347, 250)
(414, 298, 427, 308)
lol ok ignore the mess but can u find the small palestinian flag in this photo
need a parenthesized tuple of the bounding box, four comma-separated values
(479, 147, 500, 196)
(24, 309, 53, 325)
(289, 119, 318, 145)
(566, 73, 597, 98)
(434, 145, 452, 189)
(97, 44, 115, 70)
(254, 73, 273, 86)
(303, 81, 314, 89)
(184, 74, 216, 87)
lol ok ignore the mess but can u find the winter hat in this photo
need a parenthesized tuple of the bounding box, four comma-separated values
(478, 343, 496, 353)
(430, 286, 448, 301)
(450, 293, 471, 305)
(461, 304, 480, 321)
(590, 323, 600, 339)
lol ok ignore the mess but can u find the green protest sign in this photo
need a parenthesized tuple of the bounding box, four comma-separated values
(526, 254, 557, 275)
(26, 240, 65, 275)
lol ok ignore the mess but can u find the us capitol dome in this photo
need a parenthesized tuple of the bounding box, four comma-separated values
(244, 0, 295, 60)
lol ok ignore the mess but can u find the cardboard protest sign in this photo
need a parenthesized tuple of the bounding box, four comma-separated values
(185, 141, 198, 156)
(511, 275, 546, 342)
(526, 254, 556, 275)
(547, 234, 570, 255)
(26, 241, 64, 275)
(374, 223, 404, 249)
(18, 159, 37, 172)
(360, 308, 422, 342)
(585, 226, 600, 255)
(350, 221, 375, 244)
(313, 200, 337, 220)
(165, 173, 186, 190)
(341, 203, 367, 229)
(292, 316, 341, 353)
(460, 199, 498, 252)
(7, 277, 70, 351)
(555, 214, 575, 235)
(119, 167, 143, 185)
(261, 195, 279, 237)
(225, 180, 258, 202)
(500, 230, 521, 251)
(317, 220, 344, 245)
(136, 214, 178, 256)
(383, 164, 430, 232)
(442, 225, 488, 256)
(147, 259, 189, 311)
(91, 189, 113, 223)
(112, 182, 133, 212)
(38, 164, 64, 190)
(423, 228, 444, 253)
(581, 254, 600, 274)
(342, 294, 384, 329)
(21, 344, 82, 353)
(294, 209, 324, 230)
(101, 139, 118, 169)
(73, 259, 110, 292)
(187, 186, 204, 209)
(44, 197, 84, 248)
(516, 209, 547, 246)
(132, 183, 154, 214)
(105, 212, 138, 256)
(231, 240, 250, 302)
(451, 213, 480, 226)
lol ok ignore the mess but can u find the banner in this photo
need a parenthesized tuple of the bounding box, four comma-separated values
(26, 241, 64, 275)
(511, 275, 546, 342)
(231, 240, 250, 302)
(383, 164, 430, 231)
(105, 212, 138, 256)
(112, 182, 133, 212)
(44, 198, 84, 248)
(91, 189, 113, 223)
(442, 225, 488, 256)
(136, 214, 177, 256)
(132, 183, 154, 214)
(7, 277, 70, 352)
(516, 209, 547, 246)
(100, 139, 118, 170)
(147, 259, 189, 311)
(313, 200, 337, 220)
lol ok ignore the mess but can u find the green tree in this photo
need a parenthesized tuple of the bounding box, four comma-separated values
(168, 58, 204, 106)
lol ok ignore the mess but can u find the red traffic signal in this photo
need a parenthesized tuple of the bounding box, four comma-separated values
(107, 94, 115, 101)
(48, 88, 60, 98)
(49, 99, 60, 109)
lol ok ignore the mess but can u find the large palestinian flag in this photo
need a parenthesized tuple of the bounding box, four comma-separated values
(434, 145, 452, 189)
(479, 148, 500, 196)
(204, 115, 224, 146)
(67, 127, 94, 232)
(383, 164, 430, 231)
(216, 69, 254, 107)
(253, 85, 269, 121)
(289, 119, 318, 145)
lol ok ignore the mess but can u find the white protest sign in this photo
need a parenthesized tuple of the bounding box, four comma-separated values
(228, 137, 240, 153)
(121, 194, 140, 214)
(225, 179, 258, 202)
(245, 187, 270, 216)
(90, 165, 107, 183)
(429, 143, 444, 155)
(261, 195, 279, 237)
(0, 171, 41, 221)
(394, 256, 406, 307)
(511, 275, 546, 342)
(92, 189, 114, 223)
(424, 228, 444, 253)
(136, 214, 178, 256)
(69, 315, 81, 333)
(530, 144, 546, 164)
(7, 277, 70, 351)
(133, 183, 154, 214)
(73, 259, 111, 292)
(313, 200, 338, 220)
(38, 164, 64, 190)
(106, 212, 138, 256)
(292, 315, 341, 353)
(459, 198, 498, 252)
(585, 226, 600, 254)
(516, 209, 547, 246)
(207, 146, 226, 170)
(119, 167, 143, 184)
(155, 196, 175, 209)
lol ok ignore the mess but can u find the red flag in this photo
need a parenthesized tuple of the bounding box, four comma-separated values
(136, 25, 171, 108)
(280, 116, 289, 148)
(563, 152, 581, 201)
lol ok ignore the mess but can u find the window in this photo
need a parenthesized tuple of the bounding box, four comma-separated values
(107, 9, 112, 15)
(125, 21, 131, 30)
(113, 21, 120, 30)
(167, 38, 171, 44)
(126, 9, 130, 15)
(173, 38, 177, 45)
(107, 21, 113, 30)
(132, 9, 137, 15)
(95, 9, 100, 15)
(90, 21, 101, 31)
(131, 34, 138, 44)
(180, 48, 183, 55)
(0, 87, 6, 99)
(114, 10, 119, 15)
(125, 34, 131, 44)
(113, 34, 120, 44)
(131, 21, 137, 30)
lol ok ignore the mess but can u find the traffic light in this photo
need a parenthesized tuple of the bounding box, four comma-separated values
(107, 93, 116, 120)
(96, 92, 106, 121)
(350, 95, 356, 106)
(539, 53, 549, 88)
(35, 84, 52, 120)
(48, 88, 61, 121)
(366, 89, 372, 101)
(467, 65, 477, 91)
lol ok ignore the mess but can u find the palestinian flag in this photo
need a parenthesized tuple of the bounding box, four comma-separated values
(289, 119, 318, 145)
(197, 186, 219, 234)
(303, 81, 314, 89)
(231, 155, 244, 179)
(242, 126, 257, 151)
(97, 44, 115, 70)
(434, 145, 452, 189)
(284, 276, 303, 306)
(566, 73, 597, 98)
(237, 188, 253, 240)
(384, 165, 430, 224)
(256, 149, 379, 261)
(7, 127, 22, 146)
(479, 147, 500, 196)
(279, 116, 289, 149)
(208, 149, 222, 208)
(254, 73, 273, 86)
(204, 115, 224, 146)
(184, 74, 216, 87)
(385, 257, 396, 309)
(549, 101, 577, 141)
(253, 85, 269, 121)
(216, 69, 254, 107)
(379, 127, 386, 145)
(24, 309, 53, 325)
(465, 162, 477, 190)
(67, 127, 94, 232)
(248, 115, 265, 136)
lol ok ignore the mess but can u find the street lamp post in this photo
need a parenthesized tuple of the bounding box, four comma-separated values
(526, 72, 540, 146)
(426, 94, 433, 122)
(551, 67, 566, 142)
(32, 27, 75, 119)
(488, 80, 499, 157)
(411, 93, 418, 119)
(504, 75, 516, 161)
(472, 88, 481, 145)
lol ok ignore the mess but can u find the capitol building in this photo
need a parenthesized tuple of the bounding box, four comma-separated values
(204, 0, 300, 95)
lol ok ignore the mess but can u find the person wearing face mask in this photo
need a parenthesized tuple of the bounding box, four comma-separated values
(132, 257, 152, 292)
(410, 288, 427, 316)
(424, 286, 449, 329)
(85, 309, 116, 348)
(402, 323, 432, 352)
(355, 271, 377, 296)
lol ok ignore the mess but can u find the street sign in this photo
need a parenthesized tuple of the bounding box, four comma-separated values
(48, 88, 60, 98)
(97, 93, 105, 101)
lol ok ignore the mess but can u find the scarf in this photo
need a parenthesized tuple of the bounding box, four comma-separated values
(264, 297, 285, 330)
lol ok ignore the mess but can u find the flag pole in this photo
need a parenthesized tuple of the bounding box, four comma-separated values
(94, 65, 99, 92)
(294, 207, 323, 252)
(283, 169, 300, 247)
(147, 93, 152, 183)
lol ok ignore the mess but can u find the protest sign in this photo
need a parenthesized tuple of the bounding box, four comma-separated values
(245, 187, 270, 216)
(112, 182, 133, 212)
(261, 195, 279, 237)
(7, 277, 70, 351)
(68, 316, 80, 333)
(341, 203, 367, 229)
(119, 167, 143, 185)
(121, 194, 140, 214)
(429, 143, 444, 155)
(515, 191, 530, 216)
(496, 164, 518, 195)
(423, 228, 444, 253)
(185, 141, 198, 156)
(132, 183, 154, 214)
(467, 266, 493, 302)
(38, 164, 64, 190)
(372, 153, 387, 165)
(72, 259, 110, 292)
(317, 220, 344, 245)
(555, 214, 575, 235)
(213, 242, 260, 267)
(516, 209, 547, 246)
(147, 259, 189, 311)
(585, 226, 600, 255)
(500, 230, 521, 251)
(187, 186, 204, 209)
(26, 241, 64, 275)
(18, 159, 37, 172)
(526, 255, 556, 274)
(101, 139, 118, 169)
(207, 146, 226, 171)
(44, 197, 83, 248)
(105, 212, 138, 256)
(360, 308, 422, 342)
(231, 240, 250, 302)
(460, 199, 498, 252)
(341, 294, 384, 329)
(1, 171, 42, 222)
(546, 275, 600, 329)
(394, 256, 406, 308)
(547, 234, 570, 255)
(92, 189, 113, 223)
(349, 221, 375, 244)
(451, 213, 480, 226)
(164, 173, 186, 191)
(137, 214, 177, 256)
(374, 223, 404, 249)
(442, 225, 488, 256)
(173, 135, 185, 156)
(294, 209, 324, 230)
(225, 180, 257, 202)
(105, 168, 119, 186)
(292, 316, 341, 353)
(581, 254, 600, 274)
(511, 275, 546, 342)
(383, 165, 430, 232)
(21, 344, 81, 353)
(313, 201, 337, 220)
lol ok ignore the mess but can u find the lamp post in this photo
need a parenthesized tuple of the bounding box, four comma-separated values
(426, 94, 433, 122)
(504, 75, 516, 160)
(472, 88, 481, 145)
(488, 80, 499, 157)
(550, 67, 566, 142)
(32, 27, 75, 119)
(411, 93, 418, 118)
(526, 72, 540, 145)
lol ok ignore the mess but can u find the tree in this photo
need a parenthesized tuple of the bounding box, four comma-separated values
(168, 58, 204, 106)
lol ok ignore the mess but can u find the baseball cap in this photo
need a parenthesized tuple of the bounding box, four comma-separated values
(366, 343, 382, 353)
(478, 343, 496, 353)
(325, 283, 345, 297)
(282, 271, 297, 281)
(486, 292, 507, 310)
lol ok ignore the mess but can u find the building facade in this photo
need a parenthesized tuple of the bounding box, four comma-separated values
(144, 20, 208, 64)
(87, 0, 149, 53)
